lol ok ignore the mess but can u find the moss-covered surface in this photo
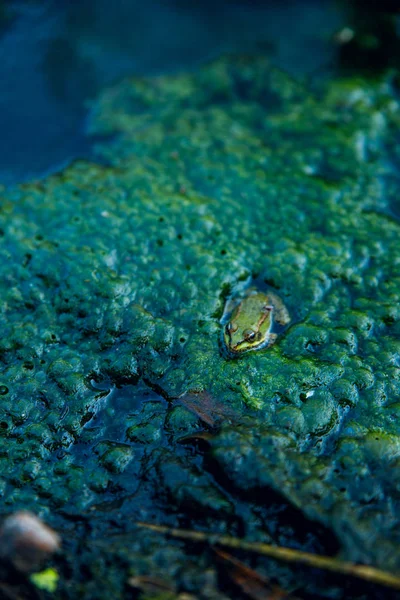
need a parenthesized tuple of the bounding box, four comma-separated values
(0, 55, 400, 597)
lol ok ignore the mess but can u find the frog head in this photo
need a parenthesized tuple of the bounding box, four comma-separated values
(223, 292, 273, 354)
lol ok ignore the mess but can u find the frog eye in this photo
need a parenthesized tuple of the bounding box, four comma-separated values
(262, 305, 273, 313)
(226, 322, 238, 334)
(243, 328, 256, 342)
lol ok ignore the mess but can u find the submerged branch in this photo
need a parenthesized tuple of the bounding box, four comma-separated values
(137, 522, 400, 591)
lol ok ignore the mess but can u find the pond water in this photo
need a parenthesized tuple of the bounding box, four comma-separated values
(0, 0, 343, 185)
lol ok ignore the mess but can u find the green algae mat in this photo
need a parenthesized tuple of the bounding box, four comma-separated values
(1, 56, 400, 598)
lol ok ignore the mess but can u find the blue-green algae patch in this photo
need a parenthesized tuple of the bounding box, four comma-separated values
(0, 55, 400, 597)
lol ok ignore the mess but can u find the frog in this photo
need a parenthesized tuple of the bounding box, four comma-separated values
(222, 289, 290, 356)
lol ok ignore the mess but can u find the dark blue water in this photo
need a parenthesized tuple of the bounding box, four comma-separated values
(0, 0, 344, 186)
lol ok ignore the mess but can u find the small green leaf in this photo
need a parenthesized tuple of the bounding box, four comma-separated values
(30, 567, 59, 593)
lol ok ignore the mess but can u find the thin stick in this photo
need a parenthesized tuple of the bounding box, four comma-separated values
(137, 522, 400, 591)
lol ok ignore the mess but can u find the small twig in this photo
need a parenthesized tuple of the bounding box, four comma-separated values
(137, 522, 400, 591)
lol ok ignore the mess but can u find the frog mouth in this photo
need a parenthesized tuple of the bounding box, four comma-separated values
(219, 331, 269, 359)
(231, 338, 266, 353)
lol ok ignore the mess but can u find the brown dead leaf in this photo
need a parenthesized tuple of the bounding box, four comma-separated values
(128, 575, 175, 594)
(177, 390, 238, 427)
(215, 548, 296, 600)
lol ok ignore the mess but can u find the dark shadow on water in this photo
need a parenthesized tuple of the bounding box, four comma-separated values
(66, 380, 167, 461)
